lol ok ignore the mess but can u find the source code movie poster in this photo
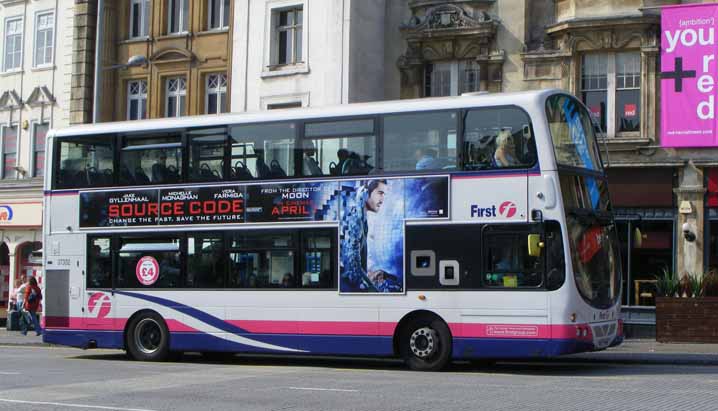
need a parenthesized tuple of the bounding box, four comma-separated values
(79, 176, 449, 294)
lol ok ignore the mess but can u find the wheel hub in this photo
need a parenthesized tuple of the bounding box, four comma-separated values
(409, 327, 437, 358)
(135, 318, 161, 355)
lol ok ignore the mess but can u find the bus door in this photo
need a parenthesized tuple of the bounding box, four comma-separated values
(84, 237, 114, 330)
(479, 224, 550, 340)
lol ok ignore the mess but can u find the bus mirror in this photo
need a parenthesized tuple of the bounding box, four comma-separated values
(528, 234, 544, 257)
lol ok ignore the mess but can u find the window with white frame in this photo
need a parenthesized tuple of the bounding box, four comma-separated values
(3, 17, 23, 72)
(127, 80, 148, 120)
(207, 0, 230, 30)
(273, 7, 303, 66)
(33, 122, 49, 177)
(205, 73, 227, 114)
(34, 12, 54, 67)
(165, 77, 187, 117)
(1, 125, 18, 179)
(130, 0, 151, 38)
(168, 0, 189, 34)
(424, 60, 481, 97)
(581, 52, 641, 137)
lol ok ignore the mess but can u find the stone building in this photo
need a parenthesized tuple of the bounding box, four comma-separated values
(0, 0, 75, 310)
(94, 0, 233, 121)
(231, 0, 386, 110)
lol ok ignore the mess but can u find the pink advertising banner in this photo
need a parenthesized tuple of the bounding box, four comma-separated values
(661, 4, 718, 147)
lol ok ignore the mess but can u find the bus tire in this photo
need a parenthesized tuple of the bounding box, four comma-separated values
(400, 316, 452, 371)
(126, 312, 170, 362)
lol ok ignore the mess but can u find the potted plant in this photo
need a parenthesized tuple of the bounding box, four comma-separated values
(655, 269, 718, 343)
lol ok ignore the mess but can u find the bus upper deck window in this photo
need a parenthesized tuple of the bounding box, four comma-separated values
(463, 107, 536, 171)
(382, 111, 457, 173)
(230, 122, 296, 180)
(56, 137, 114, 189)
(120, 135, 182, 185)
(304, 119, 375, 177)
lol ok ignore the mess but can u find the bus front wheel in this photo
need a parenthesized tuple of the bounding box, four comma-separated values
(400, 316, 452, 371)
(126, 312, 170, 362)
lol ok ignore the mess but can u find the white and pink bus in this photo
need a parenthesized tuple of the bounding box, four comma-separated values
(42, 90, 622, 370)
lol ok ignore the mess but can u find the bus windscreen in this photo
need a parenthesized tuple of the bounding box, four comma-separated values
(546, 94, 603, 172)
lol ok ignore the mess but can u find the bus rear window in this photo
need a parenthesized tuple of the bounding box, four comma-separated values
(546, 95, 603, 171)
(56, 137, 114, 189)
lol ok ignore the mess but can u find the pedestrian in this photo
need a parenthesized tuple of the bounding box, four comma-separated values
(20, 277, 42, 336)
(14, 276, 27, 312)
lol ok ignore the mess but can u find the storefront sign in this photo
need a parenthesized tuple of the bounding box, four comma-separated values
(661, 4, 718, 147)
(0, 203, 42, 227)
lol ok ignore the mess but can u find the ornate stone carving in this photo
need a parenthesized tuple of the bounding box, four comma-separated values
(397, 1, 504, 98)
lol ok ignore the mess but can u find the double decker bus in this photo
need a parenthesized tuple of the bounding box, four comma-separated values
(42, 90, 622, 371)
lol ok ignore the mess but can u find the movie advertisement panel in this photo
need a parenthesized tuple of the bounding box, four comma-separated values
(313, 176, 449, 294)
(245, 182, 339, 222)
(157, 186, 245, 225)
(79, 176, 448, 295)
(80, 190, 159, 228)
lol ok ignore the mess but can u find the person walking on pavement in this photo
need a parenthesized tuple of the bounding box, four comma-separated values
(14, 276, 27, 312)
(20, 277, 42, 336)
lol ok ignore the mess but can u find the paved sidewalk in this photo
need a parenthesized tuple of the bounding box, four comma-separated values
(565, 339, 718, 365)
(0, 328, 44, 346)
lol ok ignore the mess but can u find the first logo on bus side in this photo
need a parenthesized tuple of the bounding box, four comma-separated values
(470, 201, 517, 218)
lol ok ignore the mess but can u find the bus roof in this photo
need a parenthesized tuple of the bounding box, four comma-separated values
(53, 89, 565, 138)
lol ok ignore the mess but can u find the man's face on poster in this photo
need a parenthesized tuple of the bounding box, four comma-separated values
(366, 182, 387, 213)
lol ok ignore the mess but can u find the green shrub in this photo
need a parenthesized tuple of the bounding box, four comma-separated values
(655, 267, 680, 297)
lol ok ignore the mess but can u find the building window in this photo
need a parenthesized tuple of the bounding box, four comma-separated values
(207, 0, 230, 30)
(32, 122, 49, 177)
(3, 17, 23, 72)
(581, 52, 641, 137)
(127, 80, 148, 120)
(34, 12, 54, 67)
(274, 7, 303, 66)
(130, 0, 151, 38)
(165, 77, 187, 117)
(168, 0, 189, 34)
(205, 73, 227, 114)
(1, 125, 17, 179)
(425, 60, 481, 97)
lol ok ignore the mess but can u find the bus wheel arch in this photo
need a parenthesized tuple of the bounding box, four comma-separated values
(124, 309, 171, 362)
(393, 310, 452, 371)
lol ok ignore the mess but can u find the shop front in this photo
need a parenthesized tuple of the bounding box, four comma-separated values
(0, 201, 42, 326)
(608, 168, 675, 336)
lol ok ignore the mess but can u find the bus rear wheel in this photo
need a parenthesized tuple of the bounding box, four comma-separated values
(126, 312, 170, 362)
(400, 316, 452, 371)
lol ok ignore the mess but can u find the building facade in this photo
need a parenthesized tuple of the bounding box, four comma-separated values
(231, 0, 386, 111)
(0, 0, 75, 310)
(95, 0, 233, 121)
(382, 0, 716, 333)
